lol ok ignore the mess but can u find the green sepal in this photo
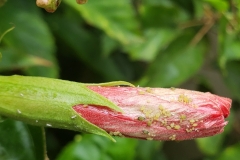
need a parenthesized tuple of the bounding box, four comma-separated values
(0, 75, 127, 141)
(86, 81, 135, 87)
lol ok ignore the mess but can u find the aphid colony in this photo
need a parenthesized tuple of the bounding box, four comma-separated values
(136, 88, 202, 141)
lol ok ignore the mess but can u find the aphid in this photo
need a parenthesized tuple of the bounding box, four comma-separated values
(174, 125, 181, 130)
(17, 109, 21, 114)
(145, 87, 152, 93)
(146, 137, 153, 141)
(170, 123, 175, 128)
(137, 116, 145, 121)
(138, 90, 145, 95)
(166, 126, 171, 130)
(83, 104, 88, 108)
(46, 124, 52, 127)
(180, 114, 186, 122)
(147, 119, 153, 126)
(71, 115, 77, 119)
(109, 131, 123, 137)
(142, 130, 149, 135)
(192, 123, 198, 127)
(178, 94, 192, 104)
(169, 134, 176, 140)
(189, 119, 195, 123)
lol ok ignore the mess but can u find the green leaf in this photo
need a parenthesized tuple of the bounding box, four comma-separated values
(27, 125, 47, 160)
(139, 31, 206, 87)
(45, 6, 126, 81)
(101, 35, 119, 57)
(204, 0, 229, 12)
(135, 140, 165, 160)
(0, 47, 52, 72)
(0, 75, 124, 141)
(217, 143, 240, 160)
(0, 0, 57, 77)
(126, 28, 179, 61)
(223, 61, 240, 101)
(196, 134, 225, 155)
(219, 35, 240, 70)
(140, 2, 188, 28)
(57, 134, 137, 160)
(171, 0, 194, 14)
(64, 0, 141, 45)
(0, 119, 40, 160)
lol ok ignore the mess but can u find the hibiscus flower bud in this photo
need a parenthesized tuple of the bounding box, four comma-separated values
(73, 86, 231, 141)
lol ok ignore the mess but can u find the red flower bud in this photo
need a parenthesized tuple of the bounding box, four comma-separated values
(73, 86, 231, 141)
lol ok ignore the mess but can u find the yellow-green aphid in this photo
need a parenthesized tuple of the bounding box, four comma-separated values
(169, 134, 176, 140)
(137, 116, 145, 121)
(178, 94, 192, 104)
(142, 130, 150, 135)
(146, 137, 153, 141)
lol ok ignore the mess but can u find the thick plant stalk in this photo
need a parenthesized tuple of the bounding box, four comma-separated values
(73, 86, 231, 141)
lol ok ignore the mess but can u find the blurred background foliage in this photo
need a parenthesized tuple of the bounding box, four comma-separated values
(0, 0, 240, 159)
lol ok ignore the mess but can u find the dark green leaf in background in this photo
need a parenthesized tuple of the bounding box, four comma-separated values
(126, 28, 179, 61)
(57, 134, 137, 160)
(0, 119, 45, 160)
(0, 0, 6, 7)
(65, 0, 141, 45)
(140, 1, 188, 28)
(204, 0, 229, 12)
(219, 35, 240, 70)
(223, 61, 240, 101)
(0, 0, 58, 77)
(217, 143, 240, 160)
(46, 5, 126, 81)
(135, 140, 166, 160)
(139, 31, 206, 87)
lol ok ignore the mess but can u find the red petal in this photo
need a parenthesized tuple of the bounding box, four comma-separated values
(73, 86, 232, 141)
